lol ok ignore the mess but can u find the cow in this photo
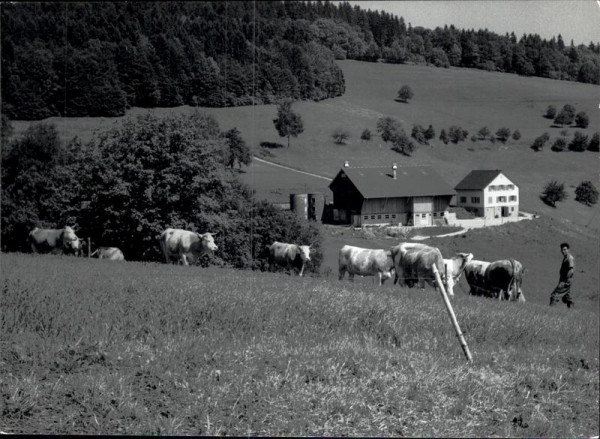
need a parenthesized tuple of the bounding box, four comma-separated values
(91, 247, 125, 261)
(441, 252, 474, 296)
(29, 226, 83, 256)
(338, 245, 395, 286)
(159, 228, 218, 266)
(268, 242, 311, 277)
(464, 259, 526, 302)
(391, 242, 469, 296)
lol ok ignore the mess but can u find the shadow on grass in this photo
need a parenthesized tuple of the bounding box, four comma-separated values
(260, 141, 285, 149)
(393, 98, 409, 103)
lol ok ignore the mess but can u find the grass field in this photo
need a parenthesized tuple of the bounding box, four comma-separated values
(1, 252, 598, 436)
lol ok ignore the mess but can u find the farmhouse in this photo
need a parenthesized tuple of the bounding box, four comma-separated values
(328, 163, 455, 227)
(454, 170, 519, 219)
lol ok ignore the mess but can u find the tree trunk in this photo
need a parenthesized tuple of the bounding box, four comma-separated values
(287, 135, 290, 148)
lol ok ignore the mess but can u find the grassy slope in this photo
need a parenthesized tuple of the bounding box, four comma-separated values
(1, 253, 598, 436)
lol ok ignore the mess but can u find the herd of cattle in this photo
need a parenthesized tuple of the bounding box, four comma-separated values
(28, 226, 525, 302)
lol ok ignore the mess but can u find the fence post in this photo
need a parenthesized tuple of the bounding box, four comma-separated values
(432, 264, 473, 362)
(87, 237, 91, 258)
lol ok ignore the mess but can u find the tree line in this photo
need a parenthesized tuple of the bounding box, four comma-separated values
(2, 1, 598, 120)
(0, 113, 322, 273)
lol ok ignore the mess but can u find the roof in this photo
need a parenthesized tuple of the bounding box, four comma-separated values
(329, 166, 455, 198)
(454, 170, 511, 190)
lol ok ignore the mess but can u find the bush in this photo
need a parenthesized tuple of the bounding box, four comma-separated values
(559, 129, 570, 137)
(551, 137, 567, 152)
(424, 125, 435, 142)
(544, 105, 556, 119)
(531, 132, 550, 151)
(512, 130, 521, 141)
(332, 127, 350, 145)
(588, 133, 599, 152)
(554, 104, 576, 126)
(568, 131, 588, 152)
(575, 112, 589, 128)
(411, 124, 427, 145)
(360, 128, 371, 141)
(541, 180, 567, 207)
(496, 127, 511, 143)
(439, 129, 449, 144)
(470, 135, 478, 142)
(574, 181, 599, 206)
(477, 126, 490, 140)
(397, 85, 414, 102)
(391, 131, 416, 156)
(448, 126, 468, 143)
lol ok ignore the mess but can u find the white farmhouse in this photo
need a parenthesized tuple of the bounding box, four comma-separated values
(454, 170, 519, 219)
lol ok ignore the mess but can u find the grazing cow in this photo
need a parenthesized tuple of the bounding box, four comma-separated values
(338, 245, 395, 286)
(91, 247, 125, 261)
(159, 228, 218, 266)
(268, 241, 311, 276)
(29, 226, 83, 256)
(464, 259, 526, 302)
(391, 242, 463, 296)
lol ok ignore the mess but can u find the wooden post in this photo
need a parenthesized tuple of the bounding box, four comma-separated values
(87, 237, 91, 258)
(432, 264, 473, 362)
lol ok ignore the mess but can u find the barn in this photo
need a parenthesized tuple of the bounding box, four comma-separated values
(328, 163, 455, 227)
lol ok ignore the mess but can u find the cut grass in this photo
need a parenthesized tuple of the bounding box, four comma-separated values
(1, 253, 598, 436)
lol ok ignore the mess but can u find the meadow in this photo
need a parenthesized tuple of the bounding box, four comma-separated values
(1, 252, 598, 436)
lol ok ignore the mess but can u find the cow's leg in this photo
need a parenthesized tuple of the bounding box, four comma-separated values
(181, 254, 189, 266)
(299, 263, 305, 277)
(348, 273, 355, 282)
(338, 266, 346, 281)
(445, 276, 455, 296)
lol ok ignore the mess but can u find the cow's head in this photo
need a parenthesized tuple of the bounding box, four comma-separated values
(199, 232, 219, 253)
(62, 227, 82, 255)
(298, 245, 311, 262)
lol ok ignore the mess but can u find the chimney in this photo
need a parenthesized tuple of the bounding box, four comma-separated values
(344, 161, 349, 168)
(392, 163, 397, 179)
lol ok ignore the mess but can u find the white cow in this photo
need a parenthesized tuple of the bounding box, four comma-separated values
(91, 247, 125, 261)
(159, 228, 218, 266)
(29, 226, 83, 256)
(338, 245, 395, 286)
(441, 252, 474, 295)
(268, 242, 311, 276)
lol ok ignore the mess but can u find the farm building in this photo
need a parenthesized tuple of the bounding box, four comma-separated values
(454, 170, 519, 219)
(328, 163, 455, 227)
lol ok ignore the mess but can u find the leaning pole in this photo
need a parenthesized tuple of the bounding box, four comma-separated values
(432, 264, 473, 362)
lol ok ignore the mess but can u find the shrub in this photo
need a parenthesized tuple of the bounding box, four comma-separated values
(360, 128, 371, 141)
(568, 132, 588, 152)
(448, 125, 467, 143)
(496, 127, 511, 143)
(424, 125, 435, 141)
(531, 132, 550, 151)
(439, 129, 449, 144)
(391, 131, 416, 156)
(554, 104, 576, 126)
(559, 129, 570, 137)
(541, 180, 567, 207)
(470, 135, 478, 142)
(332, 127, 350, 145)
(575, 111, 589, 128)
(574, 181, 599, 206)
(477, 126, 490, 140)
(512, 130, 521, 141)
(411, 124, 427, 145)
(551, 137, 567, 152)
(544, 105, 556, 119)
(588, 132, 599, 152)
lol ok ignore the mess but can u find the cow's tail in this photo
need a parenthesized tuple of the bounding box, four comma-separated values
(90, 249, 99, 257)
(390, 246, 400, 285)
(506, 258, 517, 301)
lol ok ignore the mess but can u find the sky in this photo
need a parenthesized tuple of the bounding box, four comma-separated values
(346, 1, 600, 45)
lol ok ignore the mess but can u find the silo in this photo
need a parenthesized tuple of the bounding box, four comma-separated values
(308, 193, 325, 222)
(290, 193, 309, 220)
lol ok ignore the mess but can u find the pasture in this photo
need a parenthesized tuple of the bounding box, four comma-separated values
(1, 252, 598, 436)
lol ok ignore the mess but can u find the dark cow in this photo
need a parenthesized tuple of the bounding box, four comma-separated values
(159, 228, 218, 266)
(91, 247, 125, 261)
(268, 242, 311, 277)
(391, 242, 466, 296)
(464, 259, 526, 302)
(338, 245, 395, 286)
(29, 226, 83, 256)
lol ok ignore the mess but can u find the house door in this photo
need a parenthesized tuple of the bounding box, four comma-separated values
(501, 206, 509, 217)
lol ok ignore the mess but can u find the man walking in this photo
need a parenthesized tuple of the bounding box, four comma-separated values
(549, 242, 575, 308)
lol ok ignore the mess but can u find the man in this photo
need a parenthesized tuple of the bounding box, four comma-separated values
(549, 242, 575, 308)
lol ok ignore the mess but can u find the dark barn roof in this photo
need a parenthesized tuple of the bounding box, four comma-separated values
(454, 170, 513, 190)
(329, 166, 455, 199)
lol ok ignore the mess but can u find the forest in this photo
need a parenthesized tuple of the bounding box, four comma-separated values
(2, 1, 599, 120)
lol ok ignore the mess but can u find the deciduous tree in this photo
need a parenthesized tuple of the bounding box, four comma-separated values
(332, 127, 350, 145)
(575, 181, 598, 206)
(273, 99, 304, 148)
(397, 85, 414, 102)
(541, 180, 567, 207)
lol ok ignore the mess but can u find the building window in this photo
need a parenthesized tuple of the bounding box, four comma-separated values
(460, 196, 467, 203)
(433, 212, 437, 217)
(498, 185, 505, 190)
(377, 215, 381, 219)
(391, 214, 396, 219)
(385, 214, 389, 219)
(509, 195, 517, 202)
(371, 215, 375, 219)
(507, 184, 514, 190)
(363, 215, 368, 220)
(489, 185, 496, 191)
(488, 197, 492, 203)
(511, 207, 515, 212)
(440, 212, 444, 217)
(471, 197, 480, 203)
(497, 196, 506, 202)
